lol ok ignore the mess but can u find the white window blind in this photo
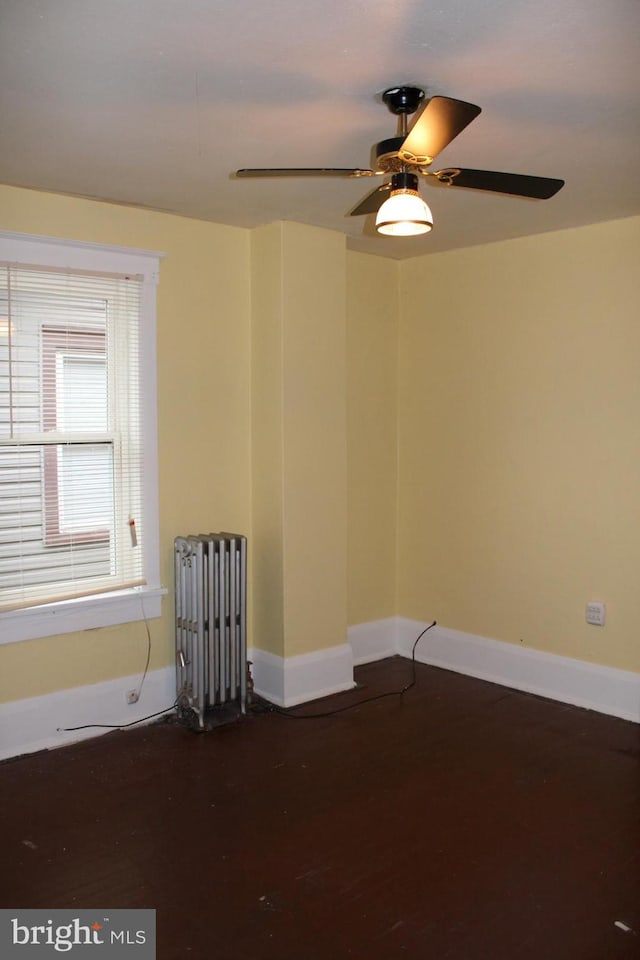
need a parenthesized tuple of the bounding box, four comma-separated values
(0, 263, 145, 610)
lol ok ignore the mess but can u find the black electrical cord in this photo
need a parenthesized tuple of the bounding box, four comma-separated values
(59, 621, 437, 732)
(261, 620, 437, 720)
(58, 701, 179, 733)
(135, 606, 153, 700)
(58, 602, 167, 733)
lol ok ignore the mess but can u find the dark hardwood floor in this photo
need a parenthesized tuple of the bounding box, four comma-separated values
(1, 657, 639, 959)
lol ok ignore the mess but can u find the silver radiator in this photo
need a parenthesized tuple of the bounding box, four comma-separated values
(174, 532, 247, 727)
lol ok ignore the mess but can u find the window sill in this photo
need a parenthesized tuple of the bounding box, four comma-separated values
(0, 585, 167, 645)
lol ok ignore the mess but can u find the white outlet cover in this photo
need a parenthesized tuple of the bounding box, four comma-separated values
(586, 601, 606, 626)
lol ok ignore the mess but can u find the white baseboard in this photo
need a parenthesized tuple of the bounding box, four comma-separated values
(348, 618, 397, 665)
(0, 643, 356, 761)
(6, 619, 635, 763)
(249, 643, 355, 707)
(347, 616, 640, 723)
(248, 647, 286, 704)
(0, 666, 176, 762)
(393, 617, 640, 724)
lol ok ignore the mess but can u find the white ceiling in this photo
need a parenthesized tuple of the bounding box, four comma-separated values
(1, 0, 639, 259)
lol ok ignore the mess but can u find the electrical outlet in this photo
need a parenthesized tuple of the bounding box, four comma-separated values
(586, 601, 606, 626)
(126, 689, 140, 705)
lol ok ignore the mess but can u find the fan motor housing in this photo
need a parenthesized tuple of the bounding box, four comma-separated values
(382, 86, 425, 115)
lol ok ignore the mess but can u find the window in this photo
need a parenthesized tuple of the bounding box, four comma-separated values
(0, 232, 163, 643)
(42, 326, 109, 546)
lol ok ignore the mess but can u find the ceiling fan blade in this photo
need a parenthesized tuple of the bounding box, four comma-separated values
(399, 96, 482, 163)
(437, 168, 565, 199)
(236, 167, 375, 178)
(349, 183, 392, 217)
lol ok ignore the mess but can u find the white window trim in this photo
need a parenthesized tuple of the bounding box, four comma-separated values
(0, 230, 166, 645)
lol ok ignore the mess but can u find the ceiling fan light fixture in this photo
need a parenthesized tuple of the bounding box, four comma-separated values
(375, 172, 433, 237)
(236, 86, 564, 233)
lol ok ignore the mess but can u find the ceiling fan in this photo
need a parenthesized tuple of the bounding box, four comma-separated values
(236, 86, 564, 237)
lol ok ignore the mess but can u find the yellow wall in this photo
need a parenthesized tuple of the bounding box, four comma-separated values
(0, 185, 252, 701)
(251, 223, 286, 656)
(398, 215, 640, 673)
(346, 251, 399, 625)
(251, 222, 348, 657)
(281, 223, 348, 655)
(3, 182, 637, 704)
(0, 187, 370, 703)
